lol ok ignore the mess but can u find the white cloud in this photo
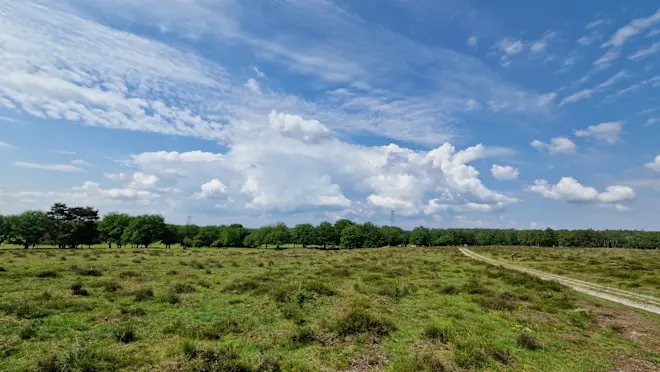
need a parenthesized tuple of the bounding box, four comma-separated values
(244, 78, 261, 93)
(648, 29, 660, 37)
(531, 137, 577, 155)
(537, 92, 556, 106)
(530, 41, 547, 53)
(467, 36, 478, 46)
(574, 122, 622, 144)
(196, 179, 227, 199)
(577, 34, 601, 46)
(645, 155, 660, 172)
(491, 164, 519, 181)
(14, 161, 84, 172)
(128, 172, 160, 190)
(593, 49, 620, 67)
(560, 89, 595, 105)
(253, 66, 266, 78)
(48, 150, 76, 155)
(127, 111, 518, 216)
(71, 159, 94, 167)
(646, 118, 659, 126)
(268, 110, 333, 144)
(586, 19, 608, 29)
(603, 10, 660, 47)
(629, 42, 660, 61)
(528, 177, 635, 206)
(0, 141, 11, 148)
(498, 39, 524, 55)
(597, 71, 629, 88)
(104, 172, 128, 181)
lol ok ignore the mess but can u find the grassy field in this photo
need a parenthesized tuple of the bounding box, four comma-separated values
(0, 247, 658, 371)
(471, 246, 660, 298)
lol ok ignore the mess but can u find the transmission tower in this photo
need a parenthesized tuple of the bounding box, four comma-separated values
(390, 210, 396, 227)
(186, 215, 192, 225)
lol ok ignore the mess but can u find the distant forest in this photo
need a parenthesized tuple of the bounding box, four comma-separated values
(1, 203, 659, 249)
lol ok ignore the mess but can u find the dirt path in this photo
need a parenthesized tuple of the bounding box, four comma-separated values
(459, 248, 660, 315)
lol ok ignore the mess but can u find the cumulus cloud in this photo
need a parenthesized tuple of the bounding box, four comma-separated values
(244, 78, 261, 93)
(531, 137, 577, 155)
(602, 10, 660, 47)
(128, 172, 160, 190)
(195, 179, 227, 199)
(645, 155, 660, 172)
(14, 161, 84, 172)
(268, 110, 333, 144)
(574, 122, 622, 144)
(491, 165, 519, 181)
(528, 177, 635, 206)
(126, 111, 518, 216)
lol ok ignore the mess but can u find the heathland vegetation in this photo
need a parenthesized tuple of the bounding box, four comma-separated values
(2, 203, 660, 250)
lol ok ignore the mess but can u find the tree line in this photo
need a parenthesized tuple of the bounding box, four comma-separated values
(0, 203, 659, 249)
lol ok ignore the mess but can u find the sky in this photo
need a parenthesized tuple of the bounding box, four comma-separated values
(0, 0, 659, 230)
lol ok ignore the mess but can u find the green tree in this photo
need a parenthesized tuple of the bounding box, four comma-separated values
(98, 213, 132, 248)
(409, 226, 431, 246)
(0, 215, 11, 246)
(316, 221, 338, 249)
(362, 222, 385, 248)
(123, 215, 166, 248)
(161, 224, 181, 248)
(216, 226, 246, 248)
(193, 226, 220, 248)
(292, 223, 316, 248)
(46, 203, 73, 248)
(340, 225, 365, 249)
(69, 206, 99, 248)
(10, 211, 49, 249)
(334, 219, 355, 238)
(268, 223, 291, 248)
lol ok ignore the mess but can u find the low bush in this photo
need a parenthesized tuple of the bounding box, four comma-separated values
(71, 282, 89, 296)
(120, 306, 147, 316)
(118, 270, 140, 279)
(289, 327, 316, 347)
(37, 270, 59, 278)
(440, 285, 460, 295)
(161, 292, 181, 305)
(113, 327, 137, 344)
(333, 309, 396, 336)
(517, 333, 543, 350)
(171, 282, 197, 294)
(422, 324, 449, 343)
(19, 323, 39, 340)
(33, 344, 119, 372)
(133, 287, 154, 302)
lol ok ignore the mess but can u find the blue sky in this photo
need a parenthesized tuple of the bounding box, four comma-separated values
(1, 0, 659, 229)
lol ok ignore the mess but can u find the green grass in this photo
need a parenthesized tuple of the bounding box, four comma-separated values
(0, 247, 658, 371)
(472, 246, 660, 298)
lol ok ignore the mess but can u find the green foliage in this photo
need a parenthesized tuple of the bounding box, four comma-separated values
(123, 214, 166, 248)
(517, 332, 543, 350)
(71, 282, 89, 296)
(409, 226, 432, 246)
(36, 270, 59, 278)
(113, 327, 138, 343)
(98, 212, 132, 248)
(333, 308, 396, 336)
(340, 225, 364, 249)
(292, 223, 316, 247)
(8, 211, 49, 248)
(133, 287, 155, 302)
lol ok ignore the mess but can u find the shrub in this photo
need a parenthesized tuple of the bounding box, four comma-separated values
(133, 287, 154, 302)
(197, 280, 212, 288)
(161, 292, 181, 305)
(119, 270, 140, 278)
(181, 341, 198, 359)
(37, 270, 59, 278)
(171, 283, 197, 294)
(113, 327, 137, 344)
(517, 333, 543, 350)
(183, 348, 251, 372)
(120, 306, 146, 316)
(476, 296, 517, 311)
(224, 279, 260, 293)
(422, 324, 448, 343)
(19, 323, 39, 340)
(396, 353, 447, 372)
(166, 270, 178, 276)
(440, 285, 460, 295)
(76, 267, 103, 277)
(462, 279, 492, 295)
(333, 309, 396, 336)
(101, 280, 122, 292)
(290, 327, 316, 347)
(0, 302, 49, 319)
(34, 344, 119, 372)
(0, 267, 6, 272)
(190, 260, 205, 269)
(71, 282, 89, 296)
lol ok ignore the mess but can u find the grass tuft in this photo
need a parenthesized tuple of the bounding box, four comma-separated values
(333, 308, 396, 336)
